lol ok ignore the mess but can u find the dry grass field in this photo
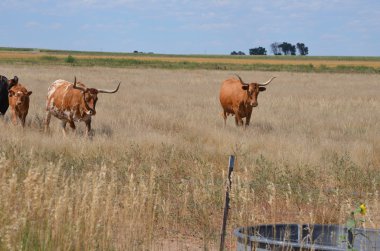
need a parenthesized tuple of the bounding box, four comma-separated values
(0, 64, 379, 250)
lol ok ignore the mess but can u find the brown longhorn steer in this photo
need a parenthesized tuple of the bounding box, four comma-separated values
(8, 81, 32, 127)
(45, 77, 120, 136)
(219, 75, 275, 127)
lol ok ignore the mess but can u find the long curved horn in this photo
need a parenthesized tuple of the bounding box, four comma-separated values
(234, 74, 247, 85)
(259, 77, 276, 86)
(72, 76, 87, 92)
(97, 82, 121, 94)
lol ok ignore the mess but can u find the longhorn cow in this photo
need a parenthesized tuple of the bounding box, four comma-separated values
(45, 77, 120, 136)
(219, 75, 275, 127)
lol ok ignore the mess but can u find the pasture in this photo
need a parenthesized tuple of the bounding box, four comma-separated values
(1, 48, 380, 73)
(0, 64, 379, 250)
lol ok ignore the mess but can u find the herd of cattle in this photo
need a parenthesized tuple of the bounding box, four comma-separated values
(0, 73, 275, 136)
(0, 75, 120, 136)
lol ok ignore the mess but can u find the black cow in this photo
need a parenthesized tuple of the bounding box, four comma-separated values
(0, 76, 18, 115)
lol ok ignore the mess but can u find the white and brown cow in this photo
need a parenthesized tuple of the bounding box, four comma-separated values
(45, 77, 120, 136)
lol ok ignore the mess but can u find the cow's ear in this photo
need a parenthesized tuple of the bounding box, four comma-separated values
(13, 76, 18, 84)
(242, 85, 249, 90)
(259, 87, 266, 92)
(8, 90, 15, 97)
(27, 91, 32, 96)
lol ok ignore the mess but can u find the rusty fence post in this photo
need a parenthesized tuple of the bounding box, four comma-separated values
(220, 155, 235, 251)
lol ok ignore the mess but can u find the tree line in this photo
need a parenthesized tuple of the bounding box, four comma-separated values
(231, 42, 309, 56)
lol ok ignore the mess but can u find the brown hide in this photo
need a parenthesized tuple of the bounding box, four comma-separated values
(8, 83, 32, 127)
(219, 76, 273, 127)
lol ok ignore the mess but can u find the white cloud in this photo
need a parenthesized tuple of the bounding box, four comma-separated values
(187, 22, 233, 31)
(25, 21, 62, 30)
(320, 33, 345, 42)
(50, 23, 62, 30)
(25, 21, 40, 28)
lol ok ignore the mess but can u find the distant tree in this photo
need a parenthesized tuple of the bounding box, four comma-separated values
(249, 47, 267, 55)
(290, 45, 296, 55)
(230, 51, 245, 55)
(278, 42, 296, 56)
(270, 42, 282, 55)
(296, 43, 309, 55)
(278, 42, 290, 55)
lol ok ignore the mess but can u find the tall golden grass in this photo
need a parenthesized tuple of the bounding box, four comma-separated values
(0, 65, 379, 250)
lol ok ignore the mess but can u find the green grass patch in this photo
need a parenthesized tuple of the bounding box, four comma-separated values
(65, 55, 76, 63)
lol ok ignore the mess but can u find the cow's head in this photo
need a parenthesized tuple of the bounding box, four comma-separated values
(72, 77, 120, 116)
(8, 76, 19, 90)
(236, 75, 276, 107)
(9, 89, 32, 107)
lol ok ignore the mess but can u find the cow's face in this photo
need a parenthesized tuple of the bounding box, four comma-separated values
(9, 90, 32, 107)
(8, 76, 19, 89)
(242, 83, 266, 107)
(72, 77, 120, 116)
(83, 88, 99, 115)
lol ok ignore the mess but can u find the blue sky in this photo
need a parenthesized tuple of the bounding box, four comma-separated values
(1, 0, 380, 56)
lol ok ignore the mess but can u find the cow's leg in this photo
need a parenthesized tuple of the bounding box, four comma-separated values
(233, 110, 238, 126)
(85, 119, 93, 138)
(234, 116, 238, 126)
(234, 113, 243, 126)
(20, 114, 26, 127)
(222, 110, 227, 126)
(9, 108, 18, 125)
(61, 121, 68, 136)
(68, 121, 76, 133)
(245, 112, 252, 127)
(44, 111, 51, 133)
(233, 109, 244, 126)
